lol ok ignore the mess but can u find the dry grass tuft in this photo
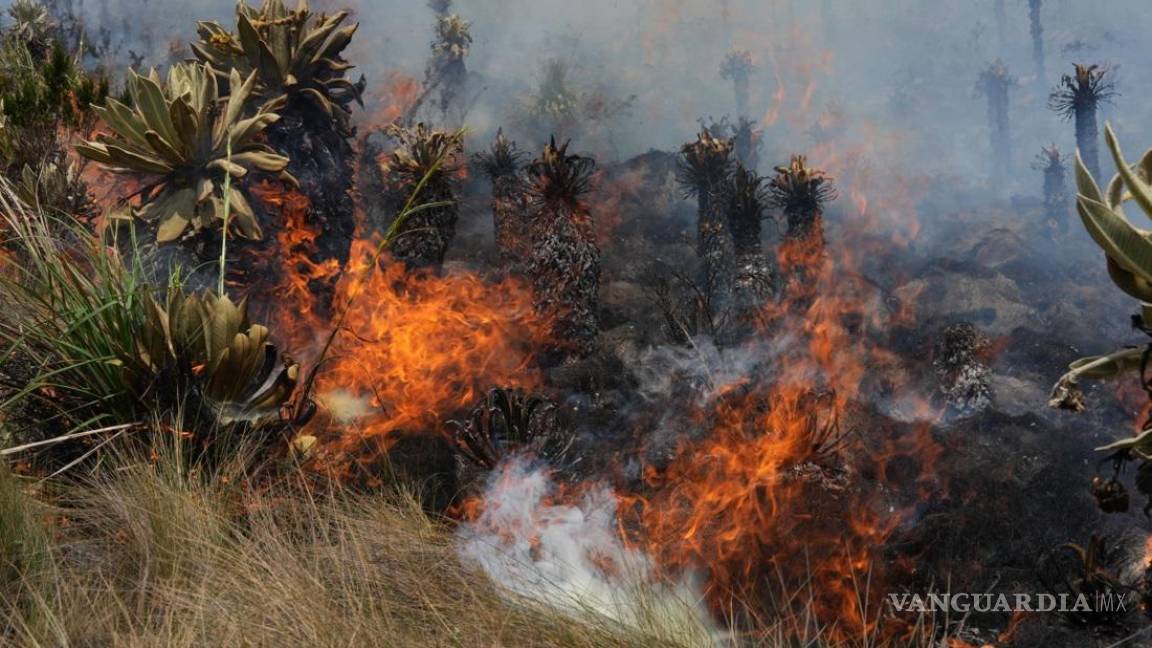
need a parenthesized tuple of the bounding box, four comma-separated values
(0, 435, 939, 648)
(0, 439, 680, 648)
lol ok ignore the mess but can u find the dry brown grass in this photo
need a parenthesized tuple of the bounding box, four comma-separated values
(0, 440, 677, 648)
(0, 436, 941, 648)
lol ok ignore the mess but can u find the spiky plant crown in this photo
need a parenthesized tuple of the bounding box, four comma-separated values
(677, 129, 734, 198)
(6, 0, 53, 50)
(473, 129, 523, 180)
(191, 0, 365, 131)
(767, 155, 836, 215)
(526, 136, 596, 210)
(1032, 144, 1066, 172)
(432, 13, 471, 62)
(384, 122, 464, 188)
(76, 64, 292, 242)
(719, 49, 755, 80)
(449, 387, 566, 470)
(1049, 63, 1116, 119)
(977, 59, 1014, 92)
(139, 287, 298, 420)
(533, 59, 578, 120)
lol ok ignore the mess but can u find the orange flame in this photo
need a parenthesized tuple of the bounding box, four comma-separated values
(312, 242, 550, 448)
(624, 153, 939, 636)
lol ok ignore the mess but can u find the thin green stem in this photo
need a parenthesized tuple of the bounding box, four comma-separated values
(218, 136, 232, 297)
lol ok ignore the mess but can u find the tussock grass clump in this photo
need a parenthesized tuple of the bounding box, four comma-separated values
(0, 439, 694, 648)
(0, 184, 152, 435)
(0, 463, 50, 623)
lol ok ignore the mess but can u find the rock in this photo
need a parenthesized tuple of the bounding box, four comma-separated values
(895, 260, 1039, 336)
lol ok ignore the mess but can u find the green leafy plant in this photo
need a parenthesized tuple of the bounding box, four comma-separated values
(191, 0, 364, 132)
(0, 37, 108, 178)
(138, 287, 299, 423)
(14, 157, 95, 221)
(0, 185, 152, 432)
(6, 0, 54, 59)
(0, 463, 48, 621)
(75, 63, 291, 242)
(0, 182, 297, 445)
(1048, 123, 1152, 513)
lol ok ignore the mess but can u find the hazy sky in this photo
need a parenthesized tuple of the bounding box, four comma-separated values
(26, 0, 1152, 192)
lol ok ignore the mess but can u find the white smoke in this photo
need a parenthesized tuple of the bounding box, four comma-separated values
(457, 456, 721, 646)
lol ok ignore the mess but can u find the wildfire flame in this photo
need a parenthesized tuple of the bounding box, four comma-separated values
(312, 241, 550, 450)
(619, 222, 940, 635)
(253, 172, 550, 480)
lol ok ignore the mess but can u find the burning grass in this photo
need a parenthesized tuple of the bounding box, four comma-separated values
(0, 437, 939, 648)
(0, 439, 657, 647)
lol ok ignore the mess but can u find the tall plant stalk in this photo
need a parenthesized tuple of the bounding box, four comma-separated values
(1049, 64, 1116, 179)
(1028, 0, 1045, 95)
(977, 61, 1014, 189)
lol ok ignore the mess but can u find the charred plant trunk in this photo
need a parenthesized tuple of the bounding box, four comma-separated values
(978, 62, 1013, 188)
(425, 13, 472, 126)
(933, 323, 993, 417)
(1076, 103, 1100, 179)
(262, 109, 357, 314)
(678, 131, 737, 325)
(728, 169, 764, 258)
(726, 166, 773, 336)
(732, 72, 749, 118)
(733, 118, 760, 171)
(1043, 164, 1067, 232)
(1035, 145, 1068, 234)
(783, 205, 825, 248)
(474, 132, 529, 269)
(678, 131, 735, 257)
(1028, 0, 1046, 96)
(526, 139, 600, 361)
(529, 213, 601, 361)
(490, 172, 528, 268)
(437, 59, 468, 123)
(719, 51, 755, 120)
(390, 184, 457, 269)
